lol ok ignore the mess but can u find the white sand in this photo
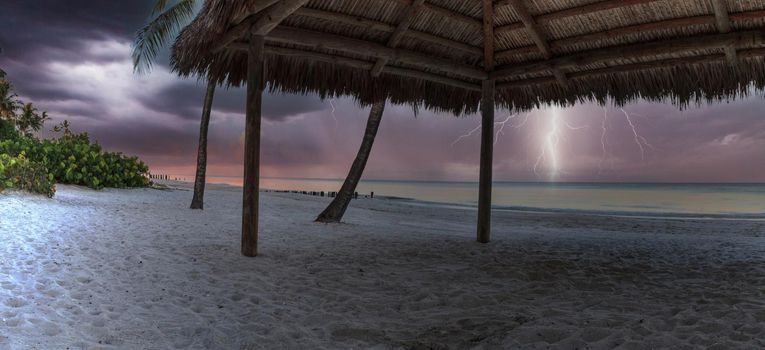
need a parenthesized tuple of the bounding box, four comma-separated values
(1, 183, 764, 349)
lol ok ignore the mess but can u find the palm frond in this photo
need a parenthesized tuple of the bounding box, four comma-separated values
(151, 0, 171, 16)
(132, 0, 196, 74)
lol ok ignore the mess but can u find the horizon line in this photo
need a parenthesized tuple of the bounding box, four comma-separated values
(152, 174, 765, 185)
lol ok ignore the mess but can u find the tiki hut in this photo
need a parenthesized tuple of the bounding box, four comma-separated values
(172, 0, 765, 256)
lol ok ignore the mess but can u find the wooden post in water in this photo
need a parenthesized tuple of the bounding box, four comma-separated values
(241, 34, 265, 257)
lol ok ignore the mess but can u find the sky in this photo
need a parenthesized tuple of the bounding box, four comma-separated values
(1, 1, 765, 183)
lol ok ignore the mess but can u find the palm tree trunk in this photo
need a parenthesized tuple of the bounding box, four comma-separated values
(316, 100, 385, 223)
(190, 80, 216, 210)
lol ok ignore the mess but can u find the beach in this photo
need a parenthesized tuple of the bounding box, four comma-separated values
(1, 183, 764, 349)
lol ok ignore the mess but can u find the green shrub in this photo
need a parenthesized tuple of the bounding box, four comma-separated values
(0, 125, 151, 191)
(0, 153, 55, 197)
(0, 119, 18, 141)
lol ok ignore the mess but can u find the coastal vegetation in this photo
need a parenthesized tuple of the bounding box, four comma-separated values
(0, 153, 55, 197)
(0, 74, 151, 196)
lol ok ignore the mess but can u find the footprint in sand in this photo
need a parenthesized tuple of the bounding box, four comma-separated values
(90, 317, 106, 328)
(3, 317, 23, 327)
(40, 321, 62, 336)
(4, 297, 27, 308)
(44, 289, 64, 298)
(76, 276, 93, 284)
(70, 292, 88, 300)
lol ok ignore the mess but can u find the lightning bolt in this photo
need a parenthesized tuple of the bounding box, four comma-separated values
(451, 124, 482, 147)
(494, 114, 529, 145)
(532, 107, 590, 180)
(533, 107, 562, 180)
(564, 120, 588, 130)
(329, 99, 338, 127)
(451, 114, 526, 147)
(513, 113, 530, 129)
(449, 104, 650, 180)
(494, 114, 513, 145)
(620, 108, 654, 160)
(598, 107, 609, 175)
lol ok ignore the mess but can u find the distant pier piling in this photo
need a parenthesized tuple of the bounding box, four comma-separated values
(145, 174, 376, 199)
(148, 174, 173, 181)
(265, 189, 374, 200)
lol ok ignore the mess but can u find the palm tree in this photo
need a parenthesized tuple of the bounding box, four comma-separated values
(316, 100, 386, 223)
(0, 77, 19, 124)
(189, 80, 215, 209)
(132, 0, 196, 74)
(38, 111, 51, 138)
(133, 0, 217, 209)
(16, 103, 33, 135)
(17, 102, 47, 136)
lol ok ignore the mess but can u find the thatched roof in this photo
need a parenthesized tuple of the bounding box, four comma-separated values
(172, 0, 765, 114)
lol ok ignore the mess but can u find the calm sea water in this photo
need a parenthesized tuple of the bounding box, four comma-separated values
(180, 176, 765, 218)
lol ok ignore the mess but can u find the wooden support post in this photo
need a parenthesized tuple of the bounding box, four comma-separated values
(241, 35, 265, 258)
(477, 79, 494, 243)
(477, 0, 494, 243)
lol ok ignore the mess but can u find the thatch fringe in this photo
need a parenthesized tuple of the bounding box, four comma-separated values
(172, 0, 765, 115)
(498, 58, 765, 110)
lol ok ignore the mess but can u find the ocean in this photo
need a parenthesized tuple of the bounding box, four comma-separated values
(183, 176, 765, 218)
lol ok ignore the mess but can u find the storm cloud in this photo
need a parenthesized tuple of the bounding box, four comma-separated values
(2, 1, 764, 182)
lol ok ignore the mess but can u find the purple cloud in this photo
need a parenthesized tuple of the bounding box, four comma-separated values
(1, 2, 764, 182)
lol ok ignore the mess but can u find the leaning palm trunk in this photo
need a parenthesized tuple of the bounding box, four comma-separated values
(316, 100, 385, 223)
(190, 80, 216, 209)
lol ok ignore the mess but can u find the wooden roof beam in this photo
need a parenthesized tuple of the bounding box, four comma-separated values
(537, 0, 663, 23)
(231, 0, 280, 27)
(491, 29, 764, 81)
(495, 0, 663, 36)
(251, 0, 311, 35)
(260, 26, 487, 80)
(497, 48, 765, 90)
(495, 9, 765, 61)
(496, 15, 716, 61)
(711, 0, 740, 66)
(505, 0, 569, 87)
(295, 8, 395, 33)
(505, 0, 551, 58)
(214, 0, 310, 53)
(371, 0, 426, 77)
(293, 8, 482, 56)
(393, 0, 483, 30)
(228, 43, 481, 91)
(731, 10, 765, 21)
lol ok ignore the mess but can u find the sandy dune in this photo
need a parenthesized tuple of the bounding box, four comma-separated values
(1, 183, 764, 349)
